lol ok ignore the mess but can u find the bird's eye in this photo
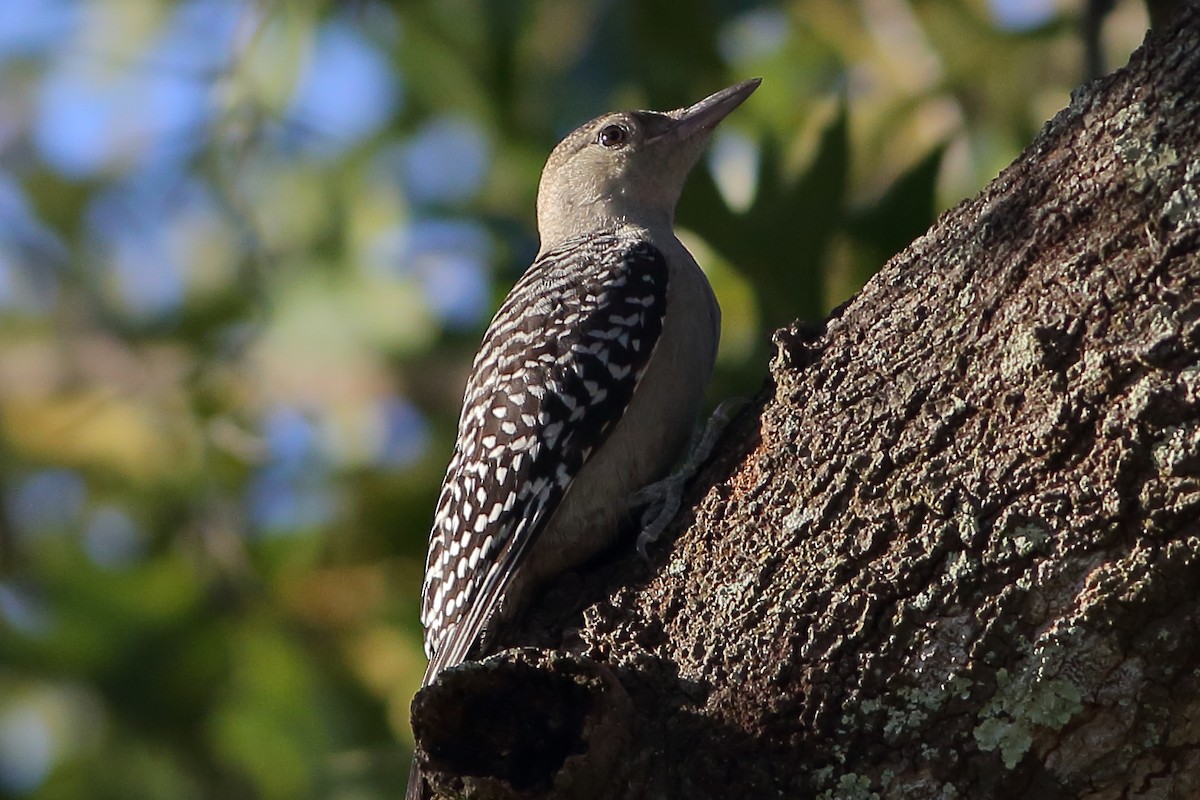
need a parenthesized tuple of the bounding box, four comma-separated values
(597, 124, 629, 148)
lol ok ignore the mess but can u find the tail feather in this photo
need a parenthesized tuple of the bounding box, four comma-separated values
(405, 756, 425, 800)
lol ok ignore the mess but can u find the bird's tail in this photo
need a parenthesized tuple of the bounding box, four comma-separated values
(405, 755, 425, 800)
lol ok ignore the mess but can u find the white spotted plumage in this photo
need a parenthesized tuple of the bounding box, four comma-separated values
(419, 228, 669, 683)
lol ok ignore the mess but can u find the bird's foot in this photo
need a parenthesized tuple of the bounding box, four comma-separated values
(633, 397, 747, 558)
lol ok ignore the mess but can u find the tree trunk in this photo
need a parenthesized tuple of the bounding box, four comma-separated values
(411, 7, 1200, 798)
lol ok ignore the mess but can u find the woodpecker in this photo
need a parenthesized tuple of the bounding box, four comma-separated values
(408, 79, 759, 799)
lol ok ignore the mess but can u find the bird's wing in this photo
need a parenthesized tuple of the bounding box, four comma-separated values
(420, 231, 669, 683)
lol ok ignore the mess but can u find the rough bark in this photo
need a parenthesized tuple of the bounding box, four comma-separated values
(411, 8, 1200, 799)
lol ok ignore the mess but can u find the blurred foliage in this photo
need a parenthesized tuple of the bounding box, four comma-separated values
(0, 0, 1149, 797)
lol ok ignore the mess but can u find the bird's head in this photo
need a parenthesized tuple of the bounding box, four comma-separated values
(536, 79, 760, 253)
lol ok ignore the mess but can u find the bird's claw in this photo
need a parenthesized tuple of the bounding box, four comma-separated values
(633, 397, 747, 558)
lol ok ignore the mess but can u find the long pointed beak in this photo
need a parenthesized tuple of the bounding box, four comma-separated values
(667, 78, 761, 141)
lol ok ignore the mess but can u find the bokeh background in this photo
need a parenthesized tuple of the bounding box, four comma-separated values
(0, 0, 1150, 797)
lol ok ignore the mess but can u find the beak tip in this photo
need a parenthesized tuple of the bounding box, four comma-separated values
(671, 77, 762, 137)
(730, 77, 763, 99)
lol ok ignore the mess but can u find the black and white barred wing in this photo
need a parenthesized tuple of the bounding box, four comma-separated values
(420, 232, 668, 682)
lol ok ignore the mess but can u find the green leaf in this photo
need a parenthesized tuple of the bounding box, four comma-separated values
(847, 143, 947, 285)
(679, 98, 850, 334)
